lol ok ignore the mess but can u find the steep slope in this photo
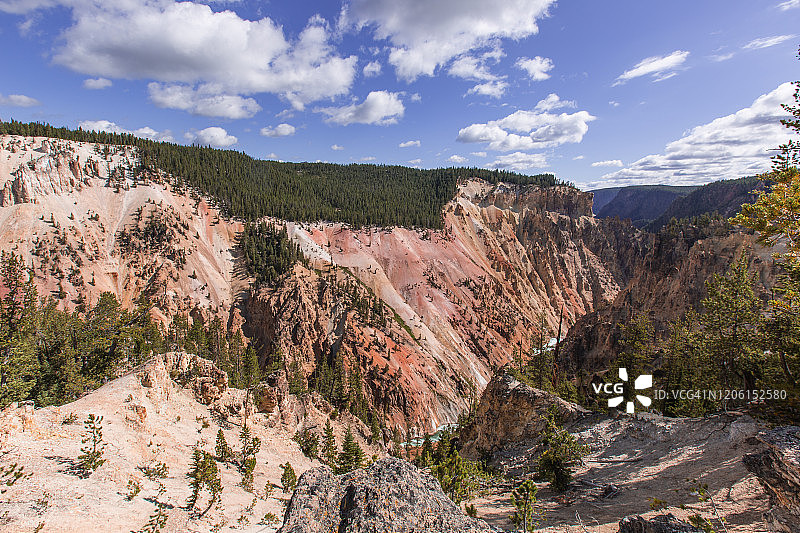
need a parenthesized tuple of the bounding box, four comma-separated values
(559, 220, 777, 377)
(246, 181, 644, 432)
(0, 134, 242, 325)
(0, 352, 380, 533)
(593, 185, 697, 227)
(646, 176, 765, 232)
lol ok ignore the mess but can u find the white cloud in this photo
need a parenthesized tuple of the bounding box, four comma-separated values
(148, 83, 261, 119)
(448, 154, 468, 164)
(78, 119, 173, 142)
(614, 50, 689, 85)
(410, 93, 422, 102)
(709, 52, 735, 62)
(408, 158, 423, 165)
(316, 90, 404, 125)
(534, 93, 576, 112)
(516, 56, 553, 81)
(457, 94, 595, 151)
(470, 151, 487, 157)
(592, 83, 796, 188)
(185, 126, 237, 148)
(777, 0, 799, 9)
(260, 123, 296, 137)
(357, 156, 377, 162)
(467, 81, 508, 98)
(609, 100, 620, 107)
(743, 35, 796, 50)
(591, 159, 623, 167)
(399, 139, 420, 148)
(487, 152, 547, 171)
(331, 144, 344, 150)
(0, 93, 40, 107)
(448, 56, 496, 81)
(573, 155, 585, 160)
(345, 0, 555, 81)
(12, 1, 357, 113)
(83, 77, 112, 90)
(363, 60, 382, 77)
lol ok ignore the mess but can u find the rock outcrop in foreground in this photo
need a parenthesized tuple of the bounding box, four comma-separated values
(743, 426, 800, 533)
(279, 457, 492, 533)
(459, 370, 589, 459)
(617, 513, 701, 533)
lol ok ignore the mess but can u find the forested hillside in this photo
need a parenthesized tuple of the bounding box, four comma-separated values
(646, 176, 766, 231)
(592, 185, 697, 227)
(0, 120, 568, 228)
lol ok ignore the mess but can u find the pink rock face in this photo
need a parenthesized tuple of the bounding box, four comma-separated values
(6, 152, 89, 204)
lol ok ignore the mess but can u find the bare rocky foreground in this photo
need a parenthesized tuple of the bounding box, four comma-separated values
(2, 363, 796, 533)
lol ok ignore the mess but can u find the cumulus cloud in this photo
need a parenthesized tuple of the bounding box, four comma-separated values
(399, 139, 420, 148)
(185, 126, 237, 147)
(467, 81, 507, 98)
(516, 56, 553, 81)
(591, 83, 796, 188)
(487, 151, 547, 171)
(591, 159, 623, 167)
(0, 93, 40, 107)
(534, 93, 576, 112)
(448, 154, 468, 164)
(78, 119, 173, 142)
(344, 0, 554, 81)
(331, 144, 344, 150)
(83, 77, 112, 90)
(260, 123, 296, 137)
(363, 61, 382, 77)
(457, 94, 595, 151)
(8, 0, 357, 113)
(470, 151, 487, 157)
(148, 83, 261, 119)
(743, 34, 796, 50)
(573, 155, 585, 160)
(614, 50, 689, 85)
(316, 90, 404, 125)
(448, 56, 496, 81)
(408, 158, 423, 165)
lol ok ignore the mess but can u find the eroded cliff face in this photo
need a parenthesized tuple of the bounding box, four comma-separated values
(558, 223, 777, 375)
(246, 181, 645, 432)
(2, 134, 772, 437)
(0, 135, 242, 326)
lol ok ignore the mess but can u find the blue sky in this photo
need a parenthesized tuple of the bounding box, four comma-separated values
(0, 0, 798, 189)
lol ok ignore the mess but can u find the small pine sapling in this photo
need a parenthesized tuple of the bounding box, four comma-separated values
(78, 414, 105, 476)
(186, 448, 222, 516)
(510, 479, 541, 532)
(280, 462, 297, 493)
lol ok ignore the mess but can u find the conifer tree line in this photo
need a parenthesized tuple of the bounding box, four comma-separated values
(0, 119, 568, 229)
(239, 222, 305, 287)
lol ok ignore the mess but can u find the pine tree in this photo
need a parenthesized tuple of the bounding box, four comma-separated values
(280, 462, 297, 493)
(238, 426, 261, 491)
(186, 448, 222, 515)
(215, 429, 230, 462)
(338, 426, 364, 473)
(321, 420, 338, 468)
(510, 479, 540, 532)
(77, 414, 105, 476)
(0, 252, 39, 407)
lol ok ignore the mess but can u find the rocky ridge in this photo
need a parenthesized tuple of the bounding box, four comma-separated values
(279, 457, 492, 533)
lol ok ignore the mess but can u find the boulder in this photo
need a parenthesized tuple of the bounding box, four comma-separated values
(743, 426, 800, 533)
(617, 513, 701, 533)
(278, 457, 492, 533)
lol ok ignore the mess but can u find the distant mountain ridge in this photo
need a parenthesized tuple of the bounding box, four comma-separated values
(646, 176, 766, 231)
(590, 185, 697, 227)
